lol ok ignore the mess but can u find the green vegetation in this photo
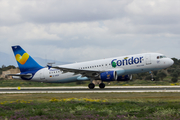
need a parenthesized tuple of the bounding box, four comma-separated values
(1, 93, 180, 102)
(171, 77, 178, 83)
(0, 78, 180, 87)
(0, 93, 180, 119)
(0, 79, 84, 87)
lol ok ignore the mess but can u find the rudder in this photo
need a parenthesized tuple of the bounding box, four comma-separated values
(12, 45, 43, 72)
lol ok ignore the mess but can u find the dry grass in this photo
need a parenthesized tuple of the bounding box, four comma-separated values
(1, 92, 180, 102)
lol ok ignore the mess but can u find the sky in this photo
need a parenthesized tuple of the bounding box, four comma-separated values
(0, 0, 180, 65)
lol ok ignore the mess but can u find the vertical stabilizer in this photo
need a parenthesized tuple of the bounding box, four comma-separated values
(12, 45, 43, 72)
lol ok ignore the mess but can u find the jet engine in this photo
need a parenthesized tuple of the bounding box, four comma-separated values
(100, 71, 117, 81)
(117, 74, 132, 81)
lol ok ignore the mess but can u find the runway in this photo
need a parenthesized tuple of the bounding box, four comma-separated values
(0, 86, 180, 93)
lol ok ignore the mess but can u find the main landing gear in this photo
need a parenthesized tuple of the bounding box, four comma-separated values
(88, 83, 95, 89)
(88, 82, 106, 89)
(99, 83, 105, 89)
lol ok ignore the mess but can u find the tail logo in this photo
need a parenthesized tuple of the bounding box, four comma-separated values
(15, 53, 29, 65)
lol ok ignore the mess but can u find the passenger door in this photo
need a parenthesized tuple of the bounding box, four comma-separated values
(146, 54, 151, 65)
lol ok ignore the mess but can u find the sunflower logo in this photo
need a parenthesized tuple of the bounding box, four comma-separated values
(112, 61, 116, 68)
(124, 57, 128, 60)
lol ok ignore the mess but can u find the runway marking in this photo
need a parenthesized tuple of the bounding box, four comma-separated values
(0, 86, 180, 89)
(0, 86, 180, 93)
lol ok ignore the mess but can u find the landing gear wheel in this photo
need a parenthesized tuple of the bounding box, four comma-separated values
(99, 83, 105, 89)
(88, 83, 95, 89)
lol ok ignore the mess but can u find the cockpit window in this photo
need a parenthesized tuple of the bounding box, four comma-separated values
(163, 56, 167, 58)
(157, 55, 167, 59)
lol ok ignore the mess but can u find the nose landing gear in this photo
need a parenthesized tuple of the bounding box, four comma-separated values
(149, 71, 155, 81)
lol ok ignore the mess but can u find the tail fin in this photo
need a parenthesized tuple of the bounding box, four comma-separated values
(12, 45, 43, 72)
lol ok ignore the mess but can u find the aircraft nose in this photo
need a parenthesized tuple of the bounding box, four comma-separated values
(169, 58, 174, 66)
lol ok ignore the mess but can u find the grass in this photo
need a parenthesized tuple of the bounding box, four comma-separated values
(0, 78, 179, 87)
(0, 78, 180, 119)
(0, 93, 180, 119)
(0, 79, 82, 87)
(1, 92, 180, 102)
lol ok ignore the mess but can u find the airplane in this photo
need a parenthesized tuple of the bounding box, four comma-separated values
(7, 45, 174, 89)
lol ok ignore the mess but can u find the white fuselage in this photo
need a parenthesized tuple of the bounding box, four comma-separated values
(25, 53, 173, 83)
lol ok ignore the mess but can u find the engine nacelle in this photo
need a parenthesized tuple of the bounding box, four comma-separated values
(100, 71, 117, 81)
(117, 74, 132, 81)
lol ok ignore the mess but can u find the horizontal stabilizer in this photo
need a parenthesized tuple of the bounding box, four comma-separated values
(6, 74, 32, 77)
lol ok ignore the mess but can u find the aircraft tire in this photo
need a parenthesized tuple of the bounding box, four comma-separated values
(88, 83, 95, 89)
(99, 83, 105, 89)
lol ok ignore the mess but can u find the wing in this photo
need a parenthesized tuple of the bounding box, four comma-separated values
(52, 66, 106, 79)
